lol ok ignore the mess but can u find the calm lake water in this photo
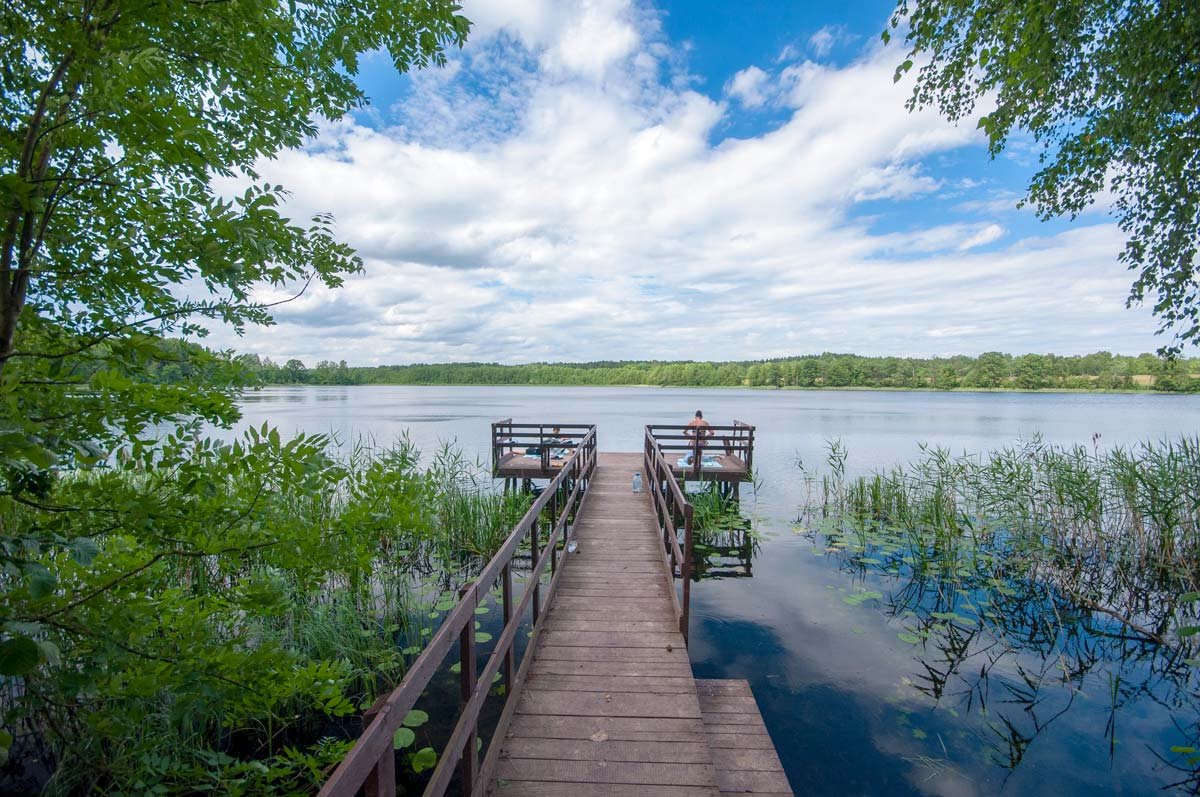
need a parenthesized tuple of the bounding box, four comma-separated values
(236, 386, 1200, 796)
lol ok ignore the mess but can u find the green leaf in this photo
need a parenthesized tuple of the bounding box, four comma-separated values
(27, 569, 56, 600)
(0, 637, 41, 676)
(393, 728, 416, 749)
(70, 538, 101, 566)
(411, 746, 437, 773)
(897, 632, 921, 645)
(403, 709, 429, 728)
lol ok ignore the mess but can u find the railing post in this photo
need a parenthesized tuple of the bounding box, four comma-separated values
(680, 503, 694, 644)
(502, 562, 514, 696)
(550, 484, 559, 577)
(458, 586, 478, 795)
(530, 516, 541, 626)
(362, 703, 396, 797)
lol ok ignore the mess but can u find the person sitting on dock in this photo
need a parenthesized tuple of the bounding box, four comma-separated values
(546, 426, 571, 459)
(684, 410, 713, 447)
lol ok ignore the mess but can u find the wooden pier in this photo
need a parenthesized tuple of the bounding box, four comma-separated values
(489, 453, 788, 795)
(320, 428, 789, 797)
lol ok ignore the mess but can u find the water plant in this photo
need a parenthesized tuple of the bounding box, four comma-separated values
(688, 483, 759, 579)
(799, 436, 1200, 790)
(0, 428, 529, 795)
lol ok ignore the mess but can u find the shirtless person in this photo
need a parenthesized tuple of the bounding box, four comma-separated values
(684, 410, 713, 448)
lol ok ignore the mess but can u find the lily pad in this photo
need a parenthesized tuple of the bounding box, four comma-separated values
(411, 746, 437, 773)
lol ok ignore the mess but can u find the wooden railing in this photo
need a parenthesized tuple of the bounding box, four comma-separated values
(645, 420, 755, 480)
(320, 427, 597, 797)
(643, 428, 695, 643)
(491, 420, 596, 474)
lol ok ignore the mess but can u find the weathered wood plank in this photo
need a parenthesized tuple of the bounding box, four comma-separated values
(532, 645, 689, 663)
(545, 608, 677, 621)
(530, 659, 694, 678)
(695, 679, 753, 695)
(506, 714, 706, 741)
(538, 630, 682, 648)
(714, 769, 792, 794)
(503, 737, 712, 764)
(493, 782, 713, 796)
(703, 733, 777, 749)
(709, 748, 788, 772)
(517, 689, 702, 719)
(494, 759, 717, 788)
(525, 673, 697, 693)
(697, 695, 761, 712)
(544, 620, 678, 633)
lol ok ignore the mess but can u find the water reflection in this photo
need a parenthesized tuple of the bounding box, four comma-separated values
(805, 520, 1200, 794)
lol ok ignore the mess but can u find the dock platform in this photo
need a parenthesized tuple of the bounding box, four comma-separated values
(488, 453, 789, 796)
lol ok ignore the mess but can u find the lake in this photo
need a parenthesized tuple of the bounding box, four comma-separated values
(235, 386, 1200, 796)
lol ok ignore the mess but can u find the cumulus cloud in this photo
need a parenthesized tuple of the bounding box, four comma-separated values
(208, 0, 1157, 364)
(726, 66, 770, 108)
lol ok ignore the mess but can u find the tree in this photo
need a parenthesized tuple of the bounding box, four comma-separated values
(1, 0, 469, 471)
(0, 0, 468, 751)
(1013, 354, 1049, 390)
(971, 351, 1010, 388)
(933, 364, 959, 390)
(889, 1, 1200, 352)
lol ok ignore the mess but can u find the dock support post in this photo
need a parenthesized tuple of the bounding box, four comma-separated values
(530, 516, 541, 626)
(458, 585, 478, 795)
(680, 503, 694, 643)
(502, 563, 514, 696)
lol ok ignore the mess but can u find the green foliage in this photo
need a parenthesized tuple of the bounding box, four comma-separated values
(888, 0, 1200, 352)
(226, 349, 1200, 392)
(0, 0, 469, 476)
(0, 3, 473, 790)
(1, 432, 526, 793)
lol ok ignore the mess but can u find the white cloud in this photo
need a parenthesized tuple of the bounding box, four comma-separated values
(207, 2, 1162, 364)
(957, 223, 1005, 250)
(808, 25, 841, 57)
(726, 66, 770, 108)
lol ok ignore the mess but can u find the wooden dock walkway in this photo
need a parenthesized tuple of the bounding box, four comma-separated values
(490, 453, 790, 796)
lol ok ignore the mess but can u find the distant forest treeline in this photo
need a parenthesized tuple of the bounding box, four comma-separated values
(204, 350, 1200, 392)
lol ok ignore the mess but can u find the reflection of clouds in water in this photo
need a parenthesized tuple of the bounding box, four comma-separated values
(690, 524, 1193, 795)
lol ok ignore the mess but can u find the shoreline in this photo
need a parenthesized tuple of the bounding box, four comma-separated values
(245, 383, 1196, 396)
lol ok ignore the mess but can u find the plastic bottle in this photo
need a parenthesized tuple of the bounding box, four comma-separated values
(632, 472, 643, 493)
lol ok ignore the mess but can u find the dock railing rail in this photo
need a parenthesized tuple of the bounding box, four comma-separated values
(643, 427, 695, 643)
(491, 420, 596, 474)
(320, 427, 597, 797)
(645, 420, 755, 480)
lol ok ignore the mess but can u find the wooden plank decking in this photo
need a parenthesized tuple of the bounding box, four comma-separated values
(490, 453, 791, 796)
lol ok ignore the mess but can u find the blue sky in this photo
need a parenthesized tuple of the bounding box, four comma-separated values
(219, 0, 1161, 365)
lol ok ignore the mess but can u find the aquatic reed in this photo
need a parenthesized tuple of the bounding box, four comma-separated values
(800, 436, 1200, 642)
